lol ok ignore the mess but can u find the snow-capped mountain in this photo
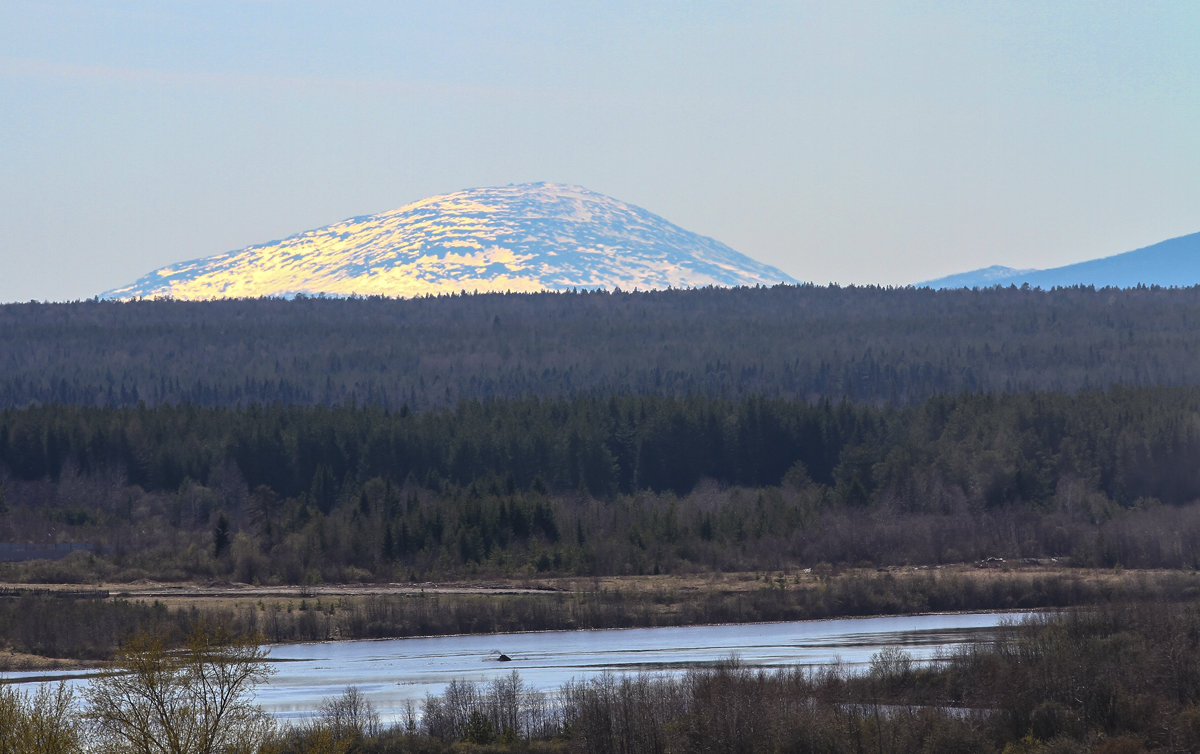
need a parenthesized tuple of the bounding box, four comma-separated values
(101, 183, 797, 300)
(919, 231, 1200, 289)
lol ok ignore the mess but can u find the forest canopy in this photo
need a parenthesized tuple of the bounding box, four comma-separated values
(6, 285, 1200, 581)
(4, 284, 1200, 409)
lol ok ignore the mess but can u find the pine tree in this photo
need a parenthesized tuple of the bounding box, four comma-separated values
(213, 514, 231, 559)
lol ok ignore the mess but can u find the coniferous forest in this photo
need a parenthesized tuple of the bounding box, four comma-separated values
(9, 286, 1200, 752)
(5, 285, 1200, 582)
(5, 284, 1200, 410)
(5, 388, 1200, 582)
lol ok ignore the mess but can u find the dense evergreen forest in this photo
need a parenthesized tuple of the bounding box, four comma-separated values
(6, 285, 1200, 581)
(4, 387, 1200, 581)
(5, 284, 1200, 409)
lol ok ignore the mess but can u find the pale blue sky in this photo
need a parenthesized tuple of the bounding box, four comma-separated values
(3, 1, 1198, 302)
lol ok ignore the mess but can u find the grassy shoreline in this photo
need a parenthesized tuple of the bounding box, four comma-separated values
(2, 564, 1196, 672)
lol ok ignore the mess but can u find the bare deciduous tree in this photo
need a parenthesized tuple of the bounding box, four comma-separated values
(318, 684, 381, 741)
(84, 624, 275, 754)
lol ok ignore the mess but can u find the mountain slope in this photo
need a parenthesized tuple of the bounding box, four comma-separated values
(101, 183, 796, 300)
(920, 231, 1200, 289)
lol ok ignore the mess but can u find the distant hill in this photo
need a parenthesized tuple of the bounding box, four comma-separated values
(919, 231, 1200, 289)
(100, 183, 796, 300)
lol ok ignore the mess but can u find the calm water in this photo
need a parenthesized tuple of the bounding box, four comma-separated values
(257, 611, 1028, 724)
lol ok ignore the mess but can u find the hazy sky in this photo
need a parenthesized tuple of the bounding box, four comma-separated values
(3, 1, 1199, 302)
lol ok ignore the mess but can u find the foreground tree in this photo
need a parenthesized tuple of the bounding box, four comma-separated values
(0, 681, 82, 754)
(84, 623, 275, 754)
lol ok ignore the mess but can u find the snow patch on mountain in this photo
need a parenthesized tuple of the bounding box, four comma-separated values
(101, 183, 797, 300)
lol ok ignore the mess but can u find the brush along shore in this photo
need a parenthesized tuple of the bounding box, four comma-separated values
(1, 564, 1194, 671)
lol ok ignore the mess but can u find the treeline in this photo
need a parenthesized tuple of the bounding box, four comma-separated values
(6, 284, 1200, 410)
(4, 387, 1200, 580)
(7, 386, 1200, 504)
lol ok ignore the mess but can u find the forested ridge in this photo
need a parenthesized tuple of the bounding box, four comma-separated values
(5, 284, 1200, 409)
(5, 387, 1200, 581)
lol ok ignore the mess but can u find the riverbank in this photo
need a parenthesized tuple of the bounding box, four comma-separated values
(398, 600, 1200, 753)
(7, 598, 1195, 753)
(1, 564, 1195, 671)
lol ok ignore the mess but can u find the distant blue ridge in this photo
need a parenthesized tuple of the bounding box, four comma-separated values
(920, 231, 1200, 289)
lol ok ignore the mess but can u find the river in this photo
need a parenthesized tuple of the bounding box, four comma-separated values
(257, 611, 1029, 724)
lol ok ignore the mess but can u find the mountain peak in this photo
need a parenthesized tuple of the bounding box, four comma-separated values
(101, 183, 796, 300)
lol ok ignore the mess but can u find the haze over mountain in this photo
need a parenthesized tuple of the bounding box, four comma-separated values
(920, 231, 1200, 289)
(100, 183, 796, 300)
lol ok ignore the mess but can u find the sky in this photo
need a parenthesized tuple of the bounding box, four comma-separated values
(2, 1, 1199, 303)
